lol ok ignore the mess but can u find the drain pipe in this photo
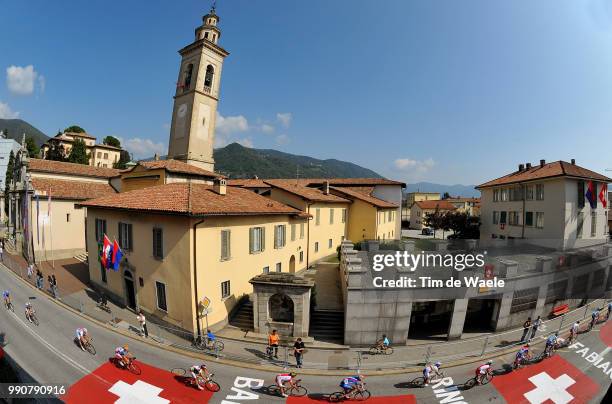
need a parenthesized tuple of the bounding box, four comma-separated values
(193, 218, 205, 339)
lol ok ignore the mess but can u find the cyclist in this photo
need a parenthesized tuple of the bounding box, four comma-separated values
(190, 363, 211, 391)
(275, 371, 297, 398)
(570, 321, 579, 342)
(423, 361, 442, 386)
(514, 344, 531, 368)
(544, 333, 558, 356)
(607, 302, 612, 321)
(115, 344, 132, 368)
(24, 302, 35, 322)
(340, 374, 364, 399)
(206, 329, 216, 347)
(75, 327, 90, 351)
(2, 290, 11, 309)
(590, 310, 599, 330)
(475, 360, 493, 384)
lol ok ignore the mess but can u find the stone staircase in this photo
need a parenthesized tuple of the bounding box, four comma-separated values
(309, 309, 344, 343)
(228, 300, 254, 331)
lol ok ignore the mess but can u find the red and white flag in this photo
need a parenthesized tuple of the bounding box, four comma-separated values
(599, 183, 608, 208)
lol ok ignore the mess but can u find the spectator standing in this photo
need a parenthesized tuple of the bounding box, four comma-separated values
(0, 243, 3, 261)
(51, 274, 58, 298)
(268, 329, 280, 359)
(521, 317, 532, 342)
(36, 269, 43, 289)
(27, 263, 33, 279)
(530, 316, 541, 341)
(137, 310, 148, 338)
(293, 338, 305, 368)
(47, 275, 53, 294)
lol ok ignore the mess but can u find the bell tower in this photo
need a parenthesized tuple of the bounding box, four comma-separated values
(167, 3, 229, 171)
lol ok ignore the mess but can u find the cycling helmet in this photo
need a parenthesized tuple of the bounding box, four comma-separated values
(435, 361, 441, 366)
(289, 372, 297, 377)
(82, 328, 88, 334)
(123, 344, 129, 350)
(357, 374, 364, 380)
(25, 302, 31, 307)
(487, 360, 493, 365)
(201, 363, 207, 368)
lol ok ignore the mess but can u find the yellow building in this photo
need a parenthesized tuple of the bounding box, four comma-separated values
(445, 197, 480, 216)
(80, 180, 309, 333)
(41, 131, 122, 168)
(409, 199, 457, 230)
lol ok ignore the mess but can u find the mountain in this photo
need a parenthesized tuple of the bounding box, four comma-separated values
(405, 182, 480, 198)
(213, 143, 383, 179)
(0, 119, 49, 146)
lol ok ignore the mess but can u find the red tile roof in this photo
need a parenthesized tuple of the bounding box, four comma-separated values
(264, 179, 351, 203)
(300, 178, 406, 187)
(445, 197, 481, 203)
(330, 186, 397, 208)
(228, 179, 271, 188)
(477, 161, 612, 188)
(32, 178, 117, 200)
(29, 159, 121, 179)
(131, 159, 221, 178)
(413, 200, 457, 210)
(79, 182, 309, 217)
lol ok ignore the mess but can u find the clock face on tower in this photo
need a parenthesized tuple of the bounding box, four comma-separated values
(177, 103, 188, 119)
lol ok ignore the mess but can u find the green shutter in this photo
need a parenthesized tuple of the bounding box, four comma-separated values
(261, 227, 265, 251)
(249, 228, 254, 254)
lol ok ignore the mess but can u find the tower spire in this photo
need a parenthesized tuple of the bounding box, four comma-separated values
(210, 0, 217, 14)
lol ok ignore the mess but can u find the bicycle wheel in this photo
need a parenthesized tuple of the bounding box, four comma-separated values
(410, 377, 425, 387)
(267, 385, 280, 396)
(205, 380, 221, 392)
(353, 390, 371, 401)
(129, 361, 142, 375)
(85, 342, 96, 355)
(464, 378, 477, 390)
(328, 392, 344, 402)
(289, 385, 307, 397)
(368, 346, 379, 355)
(171, 368, 187, 376)
(31, 314, 39, 326)
(383, 346, 394, 355)
(214, 340, 225, 352)
(8, 303, 14, 312)
(482, 373, 493, 385)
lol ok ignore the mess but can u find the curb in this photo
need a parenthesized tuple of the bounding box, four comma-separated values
(0, 264, 601, 376)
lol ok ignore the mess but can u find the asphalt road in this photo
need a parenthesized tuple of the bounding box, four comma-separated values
(1, 264, 611, 403)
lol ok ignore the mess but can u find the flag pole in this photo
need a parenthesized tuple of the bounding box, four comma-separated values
(49, 188, 54, 270)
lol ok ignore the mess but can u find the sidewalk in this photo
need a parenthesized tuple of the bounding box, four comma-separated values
(1, 249, 609, 373)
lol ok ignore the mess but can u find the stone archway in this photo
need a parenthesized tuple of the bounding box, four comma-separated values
(289, 255, 296, 273)
(269, 293, 294, 322)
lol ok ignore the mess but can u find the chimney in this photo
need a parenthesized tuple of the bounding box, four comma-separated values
(540, 159, 545, 167)
(526, 163, 532, 169)
(213, 178, 227, 195)
(571, 159, 576, 165)
(518, 164, 525, 171)
(323, 180, 330, 195)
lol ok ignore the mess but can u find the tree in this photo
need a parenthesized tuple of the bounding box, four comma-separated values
(67, 138, 90, 165)
(442, 192, 451, 199)
(102, 136, 121, 148)
(25, 136, 40, 158)
(113, 150, 131, 169)
(4, 150, 15, 215)
(423, 208, 444, 237)
(64, 125, 85, 133)
(45, 142, 67, 162)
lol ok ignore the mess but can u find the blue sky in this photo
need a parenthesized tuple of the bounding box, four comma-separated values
(2, 0, 612, 185)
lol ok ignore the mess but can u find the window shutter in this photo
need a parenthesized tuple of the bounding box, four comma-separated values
(128, 224, 133, 250)
(261, 227, 265, 251)
(274, 226, 278, 249)
(249, 228, 254, 253)
(226, 230, 231, 258)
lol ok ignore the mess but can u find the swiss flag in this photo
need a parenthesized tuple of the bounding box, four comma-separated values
(63, 360, 214, 403)
(100, 235, 112, 269)
(599, 183, 608, 209)
(492, 355, 598, 404)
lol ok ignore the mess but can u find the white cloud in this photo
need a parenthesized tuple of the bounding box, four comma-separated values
(236, 137, 254, 148)
(120, 137, 167, 159)
(394, 157, 435, 172)
(38, 75, 46, 94)
(6, 65, 41, 96)
(276, 112, 292, 128)
(260, 123, 275, 134)
(216, 113, 249, 135)
(0, 101, 19, 119)
(275, 134, 290, 145)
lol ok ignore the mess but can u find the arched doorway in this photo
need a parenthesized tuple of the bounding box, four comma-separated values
(289, 255, 296, 273)
(269, 293, 294, 323)
(124, 270, 136, 310)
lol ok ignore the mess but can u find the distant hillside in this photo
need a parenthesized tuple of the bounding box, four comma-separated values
(0, 119, 49, 146)
(406, 182, 480, 198)
(213, 143, 383, 179)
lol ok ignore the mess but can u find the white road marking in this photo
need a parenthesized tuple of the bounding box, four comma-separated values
(108, 380, 170, 404)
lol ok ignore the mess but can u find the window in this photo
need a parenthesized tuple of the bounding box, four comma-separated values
(118, 222, 133, 251)
(577, 181, 585, 208)
(155, 281, 168, 312)
(221, 230, 231, 260)
(577, 212, 584, 238)
(103, 152, 108, 159)
(330, 209, 334, 224)
(97, 152, 102, 158)
(204, 32, 209, 39)
(263, 266, 269, 274)
(342, 209, 347, 223)
(290, 224, 296, 241)
(314, 242, 319, 252)
(493, 189, 500, 202)
(500, 211, 507, 224)
(525, 185, 534, 201)
(493, 211, 499, 225)
(500, 189, 508, 201)
(509, 211, 519, 225)
(388, 211, 392, 222)
(536, 184, 544, 200)
(153, 227, 164, 259)
(221, 280, 230, 299)
(274, 225, 286, 249)
(535, 212, 544, 229)
(328, 238, 333, 248)
(204, 64, 214, 89)
(249, 227, 265, 253)
(183, 63, 193, 91)
(525, 211, 534, 227)
(315, 209, 320, 225)
(276, 262, 282, 272)
(591, 212, 597, 237)
(299, 251, 304, 263)
(66, 213, 70, 222)
(510, 186, 523, 201)
(299, 223, 305, 239)
(95, 218, 106, 242)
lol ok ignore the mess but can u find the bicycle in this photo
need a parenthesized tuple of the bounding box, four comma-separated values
(171, 368, 221, 392)
(410, 371, 446, 387)
(26, 310, 39, 326)
(464, 370, 493, 389)
(368, 344, 393, 355)
(267, 379, 308, 397)
(83, 337, 96, 355)
(329, 383, 371, 402)
(194, 336, 225, 352)
(116, 356, 141, 375)
(4, 300, 14, 312)
(513, 355, 530, 370)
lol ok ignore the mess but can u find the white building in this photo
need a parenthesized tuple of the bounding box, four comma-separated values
(477, 159, 611, 250)
(0, 132, 21, 221)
